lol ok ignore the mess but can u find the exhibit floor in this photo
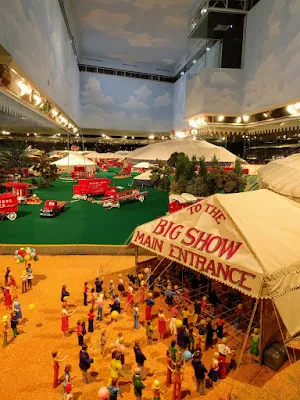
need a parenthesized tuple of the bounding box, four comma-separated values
(0, 170, 168, 245)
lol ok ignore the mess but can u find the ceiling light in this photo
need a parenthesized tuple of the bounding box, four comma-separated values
(236, 117, 242, 123)
(33, 133, 37, 136)
(206, 47, 210, 51)
(287, 105, 297, 115)
(2, 131, 10, 135)
(175, 131, 187, 139)
(162, 136, 165, 140)
(124, 136, 127, 139)
(242, 115, 249, 122)
(26, 133, 29, 136)
(33, 94, 42, 106)
(230, 25, 233, 28)
(180, 72, 185, 76)
(294, 102, 300, 110)
(192, 60, 197, 64)
(56, 133, 61, 136)
(201, 8, 207, 14)
(132, 136, 135, 139)
(17, 80, 32, 96)
(263, 113, 268, 118)
(149, 135, 155, 139)
(73, 127, 78, 133)
(51, 108, 59, 117)
(218, 115, 224, 122)
(189, 119, 197, 128)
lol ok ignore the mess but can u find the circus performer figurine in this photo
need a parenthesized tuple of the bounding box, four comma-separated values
(169, 304, 179, 336)
(127, 282, 134, 308)
(208, 352, 219, 387)
(158, 308, 169, 340)
(145, 293, 154, 322)
(217, 337, 231, 378)
(166, 349, 174, 387)
(61, 284, 70, 303)
(2, 315, 9, 348)
(4, 284, 12, 310)
(230, 347, 237, 370)
(206, 317, 215, 349)
(83, 281, 89, 306)
(97, 293, 104, 321)
(9, 272, 17, 289)
(172, 362, 183, 400)
(250, 328, 260, 362)
(216, 314, 226, 339)
(61, 305, 76, 336)
(118, 274, 125, 297)
(52, 350, 68, 388)
(21, 270, 27, 293)
(139, 281, 146, 304)
(196, 319, 207, 349)
(12, 295, 22, 320)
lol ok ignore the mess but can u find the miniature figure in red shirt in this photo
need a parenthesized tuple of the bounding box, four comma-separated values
(4, 285, 12, 309)
(216, 315, 225, 339)
(172, 362, 183, 400)
(88, 309, 95, 333)
(83, 282, 89, 306)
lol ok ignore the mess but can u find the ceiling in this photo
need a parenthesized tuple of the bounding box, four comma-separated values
(68, 0, 195, 72)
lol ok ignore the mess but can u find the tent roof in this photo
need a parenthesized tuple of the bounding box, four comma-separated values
(133, 170, 152, 181)
(258, 154, 300, 198)
(129, 138, 241, 162)
(84, 151, 102, 159)
(131, 189, 300, 336)
(133, 162, 151, 169)
(96, 152, 121, 159)
(52, 153, 96, 166)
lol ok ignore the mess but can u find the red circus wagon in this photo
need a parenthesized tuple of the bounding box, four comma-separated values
(1, 182, 33, 204)
(0, 193, 18, 220)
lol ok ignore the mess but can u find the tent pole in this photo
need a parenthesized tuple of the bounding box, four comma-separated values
(237, 298, 259, 368)
(134, 246, 139, 273)
(271, 300, 292, 364)
(259, 298, 264, 365)
(181, 264, 184, 289)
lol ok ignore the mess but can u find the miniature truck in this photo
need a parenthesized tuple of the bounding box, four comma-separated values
(0, 193, 18, 221)
(102, 187, 148, 208)
(40, 200, 67, 217)
(73, 178, 111, 200)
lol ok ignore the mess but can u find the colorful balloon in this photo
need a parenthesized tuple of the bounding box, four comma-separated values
(34, 256, 39, 261)
(97, 387, 109, 399)
(144, 268, 150, 274)
(24, 254, 31, 261)
(111, 311, 119, 320)
(19, 257, 25, 263)
(26, 249, 31, 254)
(183, 350, 192, 361)
(175, 319, 183, 328)
(28, 304, 36, 311)
(15, 250, 19, 255)
(15, 260, 20, 264)
(30, 252, 35, 258)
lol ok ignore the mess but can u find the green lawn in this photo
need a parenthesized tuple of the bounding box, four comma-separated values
(0, 169, 168, 245)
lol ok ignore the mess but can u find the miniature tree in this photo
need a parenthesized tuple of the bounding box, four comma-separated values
(233, 158, 243, 176)
(0, 140, 30, 173)
(34, 156, 59, 187)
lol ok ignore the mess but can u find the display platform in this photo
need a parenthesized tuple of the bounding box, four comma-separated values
(0, 169, 168, 246)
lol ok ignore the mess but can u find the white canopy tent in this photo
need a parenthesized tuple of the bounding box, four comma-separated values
(133, 162, 151, 169)
(96, 152, 121, 159)
(133, 170, 154, 186)
(129, 138, 243, 163)
(52, 153, 96, 172)
(131, 189, 300, 336)
(84, 151, 102, 160)
(258, 154, 300, 202)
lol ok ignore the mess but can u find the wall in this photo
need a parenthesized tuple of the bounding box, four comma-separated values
(80, 72, 173, 132)
(173, 74, 187, 131)
(244, 0, 300, 112)
(0, 0, 80, 124)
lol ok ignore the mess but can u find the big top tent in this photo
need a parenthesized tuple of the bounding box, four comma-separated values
(128, 138, 242, 163)
(258, 153, 300, 202)
(131, 189, 300, 336)
(52, 153, 96, 172)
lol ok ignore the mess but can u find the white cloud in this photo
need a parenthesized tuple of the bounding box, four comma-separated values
(120, 96, 150, 110)
(81, 77, 114, 106)
(82, 8, 168, 48)
(154, 92, 172, 107)
(134, 0, 193, 10)
(164, 15, 187, 27)
(210, 71, 238, 86)
(134, 85, 152, 100)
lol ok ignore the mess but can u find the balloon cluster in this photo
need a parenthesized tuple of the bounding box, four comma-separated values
(14, 247, 39, 264)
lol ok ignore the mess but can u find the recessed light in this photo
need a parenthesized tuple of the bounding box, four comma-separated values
(206, 47, 210, 51)
(192, 60, 197, 64)
(218, 115, 224, 122)
(180, 71, 185, 76)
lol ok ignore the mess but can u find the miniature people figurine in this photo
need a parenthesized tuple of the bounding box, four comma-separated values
(197, 319, 207, 349)
(90, 288, 97, 311)
(201, 296, 208, 316)
(79, 344, 94, 384)
(107, 378, 122, 400)
(182, 306, 193, 328)
(116, 332, 125, 346)
(208, 290, 221, 315)
(158, 308, 169, 340)
(217, 337, 231, 378)
(88, 308, 95, 333)
(192, 349, 207, 396)
(146, 321, 156, 345)
(250, 328, 260, 362)
(52, 350, 68, 388)
(208, 352, 219, 386)
(108, 280, 115, 299)
(83, 281, 89, 306)
(134, 341, 147, 380)
(152, 379, 162, 400)
(64, 383, 73, 400)
(95, 276, 104, 294)
(206, 317, 215, 349)
(118, 274, 125, 297)
(61, 284, 70, 302)
(216, 314, 225, 339)
(12, 295, 22, 320)
(133, 302, 140, 330)
(169, 339, 178, 362)
(20, 270, 27, 293)
(61, 305, 75, 336)
(63, 364, 72, 393)
(172, 362, 183, 400)
(26, 264, 33, 288)
(2, 315, 8, 348)
(177, 326, 190, 353)
(132, 367, 145, 400)
(230, 347, 237, 370)
(139, 281, 146, 304)
(188, 327, 196, 354)
(77, 320, 84, 346)
(100, 329, 107, 355)
(234, 303, 243, 331)
(145, 293, 154, 322)
(4, 284, 12, 310)
(165, 285, 176, 310)
(4, 267, 10, 285)
(170, 304, 179, 336)
(166, 350, 174, 387)
(137, 271, 144, 287)
(9, 272, 17, 289)
(193, 299, 201, 326)
(10, 312, 18, 337)
(97, 294, 104, 321)
(109, 351, 123, 385)
(127, 282, 134, 308)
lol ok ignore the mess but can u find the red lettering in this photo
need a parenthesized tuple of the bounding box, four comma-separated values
(162, 221, 175, 237)
(194, 231, 213, 251)
(218, 239, 243, 260)
(181, 228, 199, 246)
(144, 235, 151, 248)
(215, 213, 226, 224)
(238, 271, 256, 291)
(178, 248, 188, 264)
(134, 231, 145, 243)
(228, 268, 242, 285)
(216, 262, 230, 281)
(205, 236, 222, 254)
(205, 203, 214, 213)
(169, 225, 184, 240)
(153, 219, 168, 235)
(153, 238, 163, 253)
(169, 244, 180, 260)
(205, 259, 216, 275)
(195, 254, 207, 271)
